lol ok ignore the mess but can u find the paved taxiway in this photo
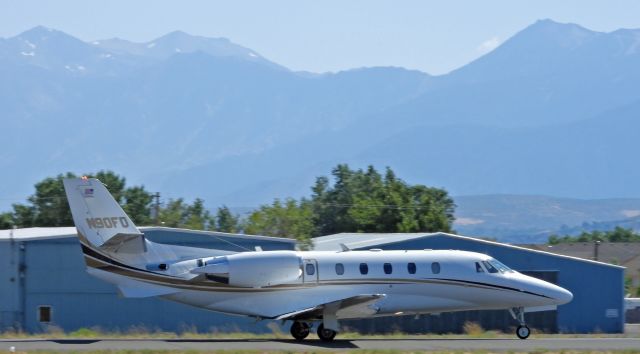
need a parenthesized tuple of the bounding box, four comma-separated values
(2, 338, 640, 351)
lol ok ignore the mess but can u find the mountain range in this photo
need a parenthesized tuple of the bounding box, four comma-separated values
(454, 195, 640, 242)
(2, 20, 640, 241)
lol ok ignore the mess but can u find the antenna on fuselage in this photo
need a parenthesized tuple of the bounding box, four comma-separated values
(339, 243, 351, 252)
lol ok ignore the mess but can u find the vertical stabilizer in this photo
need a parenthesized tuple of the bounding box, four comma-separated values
(63, 178, 145, 254)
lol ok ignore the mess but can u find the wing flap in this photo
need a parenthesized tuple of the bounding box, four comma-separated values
(275, 294, 386, 321)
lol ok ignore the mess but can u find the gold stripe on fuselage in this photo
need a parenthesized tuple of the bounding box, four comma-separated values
(82, 252, 516, 294)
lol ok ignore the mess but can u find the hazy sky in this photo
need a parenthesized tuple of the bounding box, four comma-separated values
(2, 0, 640, 74)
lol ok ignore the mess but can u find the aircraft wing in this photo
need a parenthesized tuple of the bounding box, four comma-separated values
(275, 294, 386, 321)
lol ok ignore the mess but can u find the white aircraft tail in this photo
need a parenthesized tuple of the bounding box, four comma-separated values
(63, 177, 146, 254)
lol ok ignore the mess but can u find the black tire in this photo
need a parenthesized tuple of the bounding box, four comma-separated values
(290, 321, 310, 341)
(317, 323, 337, 342)
(516, 325, 530, 340)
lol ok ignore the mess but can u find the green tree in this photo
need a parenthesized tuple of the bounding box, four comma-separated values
(214, 206, 240, 233)
(13, 172, 77, 227)
(183, 198, 211, 230)
(608, 227, 638, 242)
(0, 212, 14, 229)
(11, 203, 36, 228)
(347, 166, 385, 232)
(411, 185, 455, 233)
(244, 198, 315, 249)
(159, 198, 188, 228)
(157, 198, 213, 230)
(548, 227, 640, 244)
(548, 235, 560, 245)
(248, 164, 455, 247)
(8, 171, 153, 228)
(123, 186, 154, 225)
(90, 171, 126, 203)
(311, 164, 455, 235)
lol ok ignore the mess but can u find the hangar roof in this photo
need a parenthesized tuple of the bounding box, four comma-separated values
(0, 226, 296, 244)
(313, 232, 439, 251)
(0, 227, 77, 241)
(313, 232, 625, 269)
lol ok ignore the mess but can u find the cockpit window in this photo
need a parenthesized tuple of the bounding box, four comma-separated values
(489, 259, 514, 273)
(482, 261, 499, 273)
(475, 262, 484, 273)
(482, 259, 514, 274)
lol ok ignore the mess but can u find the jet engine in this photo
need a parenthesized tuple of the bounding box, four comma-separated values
(192, 251, 303, 288)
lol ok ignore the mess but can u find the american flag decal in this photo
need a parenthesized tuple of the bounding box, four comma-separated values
(83, 188, 94, 197)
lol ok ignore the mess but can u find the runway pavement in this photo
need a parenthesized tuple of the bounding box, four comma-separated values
(2, 337, 640, 352)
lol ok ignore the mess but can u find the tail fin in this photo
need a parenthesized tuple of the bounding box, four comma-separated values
(63, 178, 146, 254)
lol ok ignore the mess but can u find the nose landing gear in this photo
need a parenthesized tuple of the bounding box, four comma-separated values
(509, 307, 530, 340)
(516, 324, 531, 340)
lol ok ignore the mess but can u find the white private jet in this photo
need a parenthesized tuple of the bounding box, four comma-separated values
(63, 178, 572, 341)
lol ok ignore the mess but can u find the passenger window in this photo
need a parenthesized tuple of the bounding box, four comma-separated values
(384, 263, 392, 274)
(335, 263, 344, 275)
(475, 262, 485, 273)
(407, 262, 416, 274)
(306, 263, 315, 276)
(360, 263, 369, 275)
(431, 262, 441, 274)
(482, 261, 499, 273)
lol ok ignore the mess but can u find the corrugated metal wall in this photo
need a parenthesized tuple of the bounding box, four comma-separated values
(0, 238, 23, 331)
(1, 230, 295, 333)
(1, 231, 624, 334)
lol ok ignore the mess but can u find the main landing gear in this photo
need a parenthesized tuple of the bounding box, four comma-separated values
(509, 307, 530, 340)
(290, 322, 338, 341)
(316, 323, 337, 342)
(290, 321, 310, 341)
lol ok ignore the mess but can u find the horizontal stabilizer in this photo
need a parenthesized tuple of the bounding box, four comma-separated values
(117, 283, 178, 298)
(99, 232, 147, 254)
(87, 267, 178, 298)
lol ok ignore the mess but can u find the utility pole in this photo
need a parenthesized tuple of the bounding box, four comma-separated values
(153, 192, 160, 226)
(594, 240, 601, 261)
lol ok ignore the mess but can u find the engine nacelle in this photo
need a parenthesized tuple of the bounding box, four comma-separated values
(192, 251, 302, 288)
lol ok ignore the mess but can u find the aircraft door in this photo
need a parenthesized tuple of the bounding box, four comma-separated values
(303, 259, 319, 284)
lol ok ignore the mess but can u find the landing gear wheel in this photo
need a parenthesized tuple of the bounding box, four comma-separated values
(516, 325, 530, 340)
(317, 323, 337, 342)
(290, 321, 310, 341)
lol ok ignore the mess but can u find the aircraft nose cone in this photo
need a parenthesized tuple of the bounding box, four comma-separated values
(551, 285, 573, 305)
